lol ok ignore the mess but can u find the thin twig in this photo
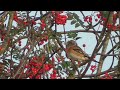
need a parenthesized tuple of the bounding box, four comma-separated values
(75, 66, 117, 78)
(57, 29, 120, 34)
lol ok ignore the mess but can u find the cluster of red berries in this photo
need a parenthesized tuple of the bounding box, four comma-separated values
(101, 72, 112, 79)
(90, 65, 112, 79)
(84, 16, 92, 23)
(95, 12, 118, 31)
(94, 12, 102, 22)
(13, 11, 36, 26)
(41, 20, 46, 30)
(38, 35, 48, 46)
(52, 11, 68, 25)
(84, 12, 102, 23)
(96, 13, 102, 19)
(50, 69, 57, 79)
(90, 65, 97, 73)
(106, 23, 117, 30)
(24, 56, 58, 79)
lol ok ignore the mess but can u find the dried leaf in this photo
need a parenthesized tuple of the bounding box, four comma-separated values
(71, 20, 76, 25)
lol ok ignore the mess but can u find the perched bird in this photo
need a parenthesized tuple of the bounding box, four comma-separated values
(66, 40, 99, 63)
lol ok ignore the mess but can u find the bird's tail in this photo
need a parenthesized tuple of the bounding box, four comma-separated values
(92, 59, 100, 63)
(87, 56, 100, 63)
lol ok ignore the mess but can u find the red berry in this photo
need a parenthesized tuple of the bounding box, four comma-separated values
(19, 43, 21, 46)
(38, 62, 42, 67)
(44, 64, 50, 71)
(23, 21, 29, 26)
(85, 16, 89, 19)
(84, 16, 89, 22)
(102, 17, 107, 21)
(57, 58, 61, 62)
(25, 45, 30, 50)
(31, 20, 36, 25)
(89, 16, 92, 23)
(41, 22, 46, 30)
(95, 19, 98, 22)
(32, 56, 37, 60)
(0, 46, 3, 51)
(52, 57, 55, 63)
(50, 73, 57, 79)
(107, 23, 112, 29)
(83, 44, 86, 47)
(84, 18, 87, 22)
(32, 68, 38, 75)
(104, 72, 112, 79)
(55, 13, 67, 25)
(25, 65, 29, 68)
(52, 11, 55, 15)
(90, 65, 96, 73)
(41, 20, 45, 23)
(53, 69, 57, 74)
(44, 36, 48, 42)
(112, 26, 117, 31)
(36, 75, 41, 79)
(29, 75, 33, 79)
(93, 55, 96, 58)
(1, 35, 4, 41)
(96, 13, 101, 18)
(13, 12, 18, 21)
(39, 40, 44, 45)
(18, 40, 21, 46)
(48, 64, 53, 69)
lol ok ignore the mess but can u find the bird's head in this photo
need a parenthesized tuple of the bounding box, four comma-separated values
(66, 40, 77, 47)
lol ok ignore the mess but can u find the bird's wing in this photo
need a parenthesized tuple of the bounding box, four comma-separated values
(72, 45, 90, 58)
(71, 45, 100, 63)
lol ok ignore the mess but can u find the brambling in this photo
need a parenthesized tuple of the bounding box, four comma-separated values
(66, 40, 99, 63)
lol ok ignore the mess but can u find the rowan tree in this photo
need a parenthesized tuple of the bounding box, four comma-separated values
(0, 11, 119, 79)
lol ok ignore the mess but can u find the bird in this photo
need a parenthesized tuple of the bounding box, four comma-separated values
(66, 40, 99, 63)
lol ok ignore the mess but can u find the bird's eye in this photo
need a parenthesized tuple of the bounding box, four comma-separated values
(85, 55, 88, 57)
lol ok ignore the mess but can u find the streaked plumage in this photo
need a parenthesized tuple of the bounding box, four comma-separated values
(66, 40, 99, 63)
